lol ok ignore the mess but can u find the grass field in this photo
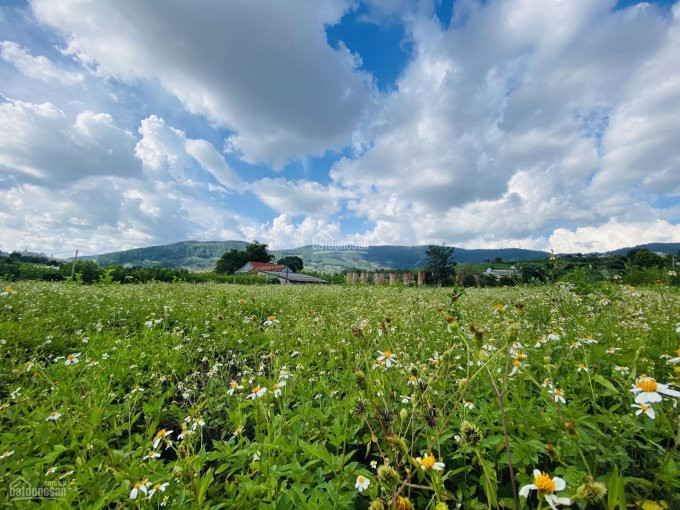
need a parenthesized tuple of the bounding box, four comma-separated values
(0, 282, 679, 509)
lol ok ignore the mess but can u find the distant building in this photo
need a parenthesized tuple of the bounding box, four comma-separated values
(260, 267, 327, 284)
(235, 262, 326, 284)
(235, 261, 286, 274)
(484, 266, 520, 279)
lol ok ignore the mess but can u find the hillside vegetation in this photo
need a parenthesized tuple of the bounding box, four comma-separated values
(81, 241, 680, 273)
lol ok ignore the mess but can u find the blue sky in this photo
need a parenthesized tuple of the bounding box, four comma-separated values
(1, 0, 679, 255)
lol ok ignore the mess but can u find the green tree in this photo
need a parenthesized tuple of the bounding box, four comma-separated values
(215, 241, 273, 274)
(215, 249, 249, 274)
(245, 241, 274, 263)
(630, 249, 665, 269)
(426, 245, 456, 285)
(277, 256, 304, 272)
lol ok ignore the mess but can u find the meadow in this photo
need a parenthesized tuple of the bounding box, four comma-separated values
(0, 281, 678, 509)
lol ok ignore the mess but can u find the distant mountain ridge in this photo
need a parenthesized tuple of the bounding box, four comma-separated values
(81, 240, 680, 273)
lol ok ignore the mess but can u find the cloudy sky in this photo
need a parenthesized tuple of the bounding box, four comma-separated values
(1, 0, 679, 256)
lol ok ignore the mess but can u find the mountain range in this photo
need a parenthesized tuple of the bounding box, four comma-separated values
(83, 241, 680, 273)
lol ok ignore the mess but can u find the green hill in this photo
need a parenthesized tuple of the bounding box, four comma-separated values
(89, 240, 249, 270)
(84, 240, 679, 273)
(86, 240, 551, 272)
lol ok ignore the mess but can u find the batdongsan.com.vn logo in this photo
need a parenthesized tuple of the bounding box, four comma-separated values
(9, 476, 66, 500)
(311, 230, 368, 253)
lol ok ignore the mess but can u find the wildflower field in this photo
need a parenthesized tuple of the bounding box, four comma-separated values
(0, 282, 679, 509)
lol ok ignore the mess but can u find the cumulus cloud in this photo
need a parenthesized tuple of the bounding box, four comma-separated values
(249, 178, 349, 217)
(549, 220, 680, 253)
(0, 98, 138, 185)
(329, 0, 680, 249)
(242, 213, 344, 250)
(0, 40, 83, 84)
(31, 0, 374, 167)
(135, 115, 243, 192)
(3, 0, 680, 254)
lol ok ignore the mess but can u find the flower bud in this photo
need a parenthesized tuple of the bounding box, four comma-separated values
(576, 478, 607, 501)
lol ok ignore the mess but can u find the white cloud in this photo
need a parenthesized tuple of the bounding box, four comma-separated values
(329, 0, 680, 251)
(3, 0, 680, 255)
(0, 40, 83, 84)
(0, 175, 252, 255)
(549, 220, 680, 253)
(249, 178, 349, 217)
(31, 0, 374, 167)
(135, 115, 243, 192)
(0, 98, 138, 184)
(185, 139, 243, 192)
(243, 213, 344, 250)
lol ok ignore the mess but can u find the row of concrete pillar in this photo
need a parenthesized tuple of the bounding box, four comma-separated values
(346, 271, 426, 286)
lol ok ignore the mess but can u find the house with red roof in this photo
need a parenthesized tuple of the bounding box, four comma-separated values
(235, 261, 286, 274)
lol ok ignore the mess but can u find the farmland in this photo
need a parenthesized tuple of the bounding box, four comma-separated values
(0, 282, 679, 508)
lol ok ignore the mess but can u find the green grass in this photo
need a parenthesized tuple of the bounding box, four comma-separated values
(0, 282, 678, 509)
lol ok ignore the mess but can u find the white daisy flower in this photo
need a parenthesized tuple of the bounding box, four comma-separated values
(273, 381, 286, 398)
(227, 380, 244, 395)
(630, 376, 680, 404)
(355, 475, 370, 492)
(148, 482, 169, 498)
(376, 350, 396, 368)
(246, 385, 267, 400)
(64, 353, 80, 365)
(130, 479, 150, 500)
(548, 388, 566, 404)
(46, 411, 62, 421)
(143, 449, 161, 461)
(519, 470, 571, 510)
(632, 403, 656, 419)
(153, 429, 173, 449)
(416, 453, 445, 471)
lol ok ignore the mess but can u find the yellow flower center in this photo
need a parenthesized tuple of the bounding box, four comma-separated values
(640, 404, 650, 412)
(637, 378, 658, 392)
(267, 315, 275, 321)
(383, 350, 392, 359)
(513, 360, 520, 366)
(273, 383, 279, 390)
(252, 385, 260, 394)
(155, 429, 166, 438)
(153, 483, 161, 490)
(578, 363, 585, 369)
(554, 389, 563, 396)
(357, 475, 366, 483)
(409, 375, 416, 381)
(534, 472, 556, 494)
(420, 454, 436, 470)
(67, 355, 74, 360)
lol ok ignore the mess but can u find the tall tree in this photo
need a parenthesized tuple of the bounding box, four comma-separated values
(277, 256, 304, 272)
(245, 241, 274, 263)
(215, 248, 249, 274)
(426, 245, 456, 285)
(215, 241, 273, 274)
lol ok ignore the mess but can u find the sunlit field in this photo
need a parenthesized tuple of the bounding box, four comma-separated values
(1, 282, 679, 509)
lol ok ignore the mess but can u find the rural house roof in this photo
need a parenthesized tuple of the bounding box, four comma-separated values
(235, 261, 286, 274)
